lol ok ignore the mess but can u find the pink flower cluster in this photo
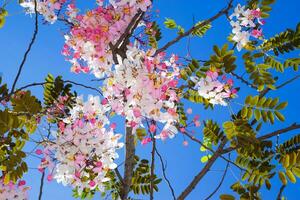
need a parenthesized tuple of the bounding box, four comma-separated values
(103, 46, 179, 139)
(20, 0, 66, 23)
(0, 180, 29, 200)
(62, 0, 151, 78)
(190, 70, 237, 106)
(39, 96, 123, 194)
(229, 4, 265, 51)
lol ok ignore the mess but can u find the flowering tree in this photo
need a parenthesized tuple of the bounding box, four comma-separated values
(0, 0, 299, 199)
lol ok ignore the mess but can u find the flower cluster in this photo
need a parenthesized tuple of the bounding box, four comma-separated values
(229, 4, 265, 51)
(39, 95, 123, 194)
(190, 71, 237, 106)
(0, 180, 29, 200)
(20, 0, 66, 23)
(103, 46, 179, 139)
(62, 0, 151, 78)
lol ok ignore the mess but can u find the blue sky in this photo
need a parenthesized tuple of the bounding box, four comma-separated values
(0, 0, 300, 199)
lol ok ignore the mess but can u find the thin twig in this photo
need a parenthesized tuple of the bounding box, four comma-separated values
(204, 161, 229, 200)
(11, 0, 38, 93)
(155, 147, 176, 200)
(231, 72, 257, 89)
(154, 0, 233, 56)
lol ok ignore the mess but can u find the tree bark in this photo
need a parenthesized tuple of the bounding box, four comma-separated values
(177, 139, 227, 200)
(121, 126, 136, 200)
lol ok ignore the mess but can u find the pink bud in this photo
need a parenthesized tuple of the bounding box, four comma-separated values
(183, 141, 188, 146)
(47, 174, 53, 182)
(110, 123, 117, 130)
(101, 99, 108, 105)
(35, 149, 43, 155)
(89, 180, 96, 187)
(149, 124, 156, 133)
(18, 180, 26, 187)
(186, 108, 192, 114)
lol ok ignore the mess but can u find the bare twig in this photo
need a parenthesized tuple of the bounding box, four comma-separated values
(204, 161, 229, 200)
(231, 72, 258, 89)
(155, 147, 176, 200)
(154, 0, 233, 56)
(11, 0, 38, 93)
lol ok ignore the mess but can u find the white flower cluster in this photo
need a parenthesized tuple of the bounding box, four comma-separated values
(190, 71, 236, 106)
(42, 95, 123, 194)
(0, 181, 29, 200)
(229, 4, 264, 51)
(103, 46, 179, 139)
(20, 0, 64, 24)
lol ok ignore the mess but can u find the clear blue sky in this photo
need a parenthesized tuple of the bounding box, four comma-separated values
(1, 0, 300, 199)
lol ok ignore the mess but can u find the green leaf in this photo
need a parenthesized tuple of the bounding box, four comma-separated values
(279, 171, 287, 185)
(220, 194, 235, 200)
(164, 18, 177, 29)
(286, 170, 296, 183)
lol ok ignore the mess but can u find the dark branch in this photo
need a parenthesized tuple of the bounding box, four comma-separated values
(204, 161, 229, 200)
(150, 129, 156, 200)
(11, 0, 39, 93)
(121, 126, 136, 199)
(155, 147, 176, 200)
(231, 72, 258, 89)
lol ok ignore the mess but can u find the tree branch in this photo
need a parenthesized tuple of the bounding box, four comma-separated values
(11, 0, 38, 93)
(154, 0, 233, 56)
(121, 126, 136, 199)
(155, 147, 176, 200)
(204, 161, 229, 200)
(231, 72, 258, 89)
(150, 129, 156, 200)
(177, 138, 227, 200)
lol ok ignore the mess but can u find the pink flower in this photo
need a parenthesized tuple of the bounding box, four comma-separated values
(38, 167, 44, 173)
(47, 174, 53, 182)
(35, 149, 43, 155)
(141, 137, 152, 145)
(18, 180, 26, 187)
(251, 9, 261, 18)
(101, 98, 108, 105)
(206, 71, 218, 80)
(149, 124, 156, 133)
(110, 123, 117, 130)
(186, 108, 192, 114)
(133, 108, 142, 118)
(179, 127, 186, 133)
(194, 120, 201, 127)
(227, 79, 234, 86)
(89, 180, 96, 187)
(251, 29, 263, 38)
(58, 121, 65, 132)
(194, 115, 200, 121)
(129, 121, 138, 128)
(183, 141, 188, 146)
